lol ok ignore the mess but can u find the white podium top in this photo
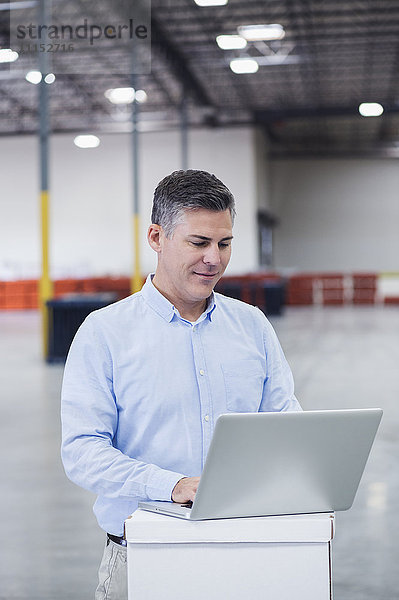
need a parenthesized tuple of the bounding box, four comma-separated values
(125, 509, 335, 544)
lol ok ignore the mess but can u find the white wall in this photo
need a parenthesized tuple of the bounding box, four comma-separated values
(271, 158, 399, 272)
(254, 128, 271, 211)
(4, 139, 399, 279)
(1, 136, 40, 279)
(0, 126, 259, 279)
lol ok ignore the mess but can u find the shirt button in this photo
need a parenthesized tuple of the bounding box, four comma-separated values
(199, 369, 205, 376)
(204, 415, 210, 422)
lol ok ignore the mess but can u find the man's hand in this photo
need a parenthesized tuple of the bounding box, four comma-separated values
(171, 476, 200, 503)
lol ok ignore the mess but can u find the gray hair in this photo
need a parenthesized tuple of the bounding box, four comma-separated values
(151, 169, 236, 237)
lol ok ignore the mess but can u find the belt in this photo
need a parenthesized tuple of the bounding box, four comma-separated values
(107, 533, 127, 547)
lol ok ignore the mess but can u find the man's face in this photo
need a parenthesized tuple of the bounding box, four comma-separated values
(151, 208, 233, 312)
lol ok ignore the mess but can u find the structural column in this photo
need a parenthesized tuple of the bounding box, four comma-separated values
(131, 74, 142, 294)
(180, 92, 188, 170)
(38, 0, 53, 358)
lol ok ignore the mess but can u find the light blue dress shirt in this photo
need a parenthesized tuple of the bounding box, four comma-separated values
(61, 275, 301, 535)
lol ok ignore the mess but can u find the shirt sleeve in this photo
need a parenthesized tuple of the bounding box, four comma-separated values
(61, 315, 186, 502)
(256, 310, 302, 413)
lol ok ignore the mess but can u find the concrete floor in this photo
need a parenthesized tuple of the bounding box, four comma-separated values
(0, 305, 398, 599)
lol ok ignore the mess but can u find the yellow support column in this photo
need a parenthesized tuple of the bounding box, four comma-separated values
(39, 190, 53, 358)
(38, 0, 52, 359)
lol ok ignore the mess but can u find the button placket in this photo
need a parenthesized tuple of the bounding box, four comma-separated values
(191, 323, 212, 465)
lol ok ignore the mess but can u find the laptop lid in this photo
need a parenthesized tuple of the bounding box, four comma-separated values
(140, 408, 382, 521)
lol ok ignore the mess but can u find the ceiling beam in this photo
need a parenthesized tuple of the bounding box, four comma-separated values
(255, 105, 399, 122)
(151, 14, 214, 107)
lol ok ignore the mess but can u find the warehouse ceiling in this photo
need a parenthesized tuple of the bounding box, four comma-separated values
(1, 0, 399, 156)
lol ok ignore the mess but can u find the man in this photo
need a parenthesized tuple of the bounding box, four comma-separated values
(61, 169, 301, 599)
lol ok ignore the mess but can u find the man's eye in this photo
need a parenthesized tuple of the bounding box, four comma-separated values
(219, 242, 231, 248)
(191, 241, 206, 247)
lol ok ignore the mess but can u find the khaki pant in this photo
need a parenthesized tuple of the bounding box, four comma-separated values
(95, 537, 128, 600)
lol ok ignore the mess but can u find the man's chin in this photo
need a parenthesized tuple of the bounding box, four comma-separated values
(190, 280, 216, 301)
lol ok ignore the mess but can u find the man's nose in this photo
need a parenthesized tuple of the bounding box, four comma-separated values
(203, 244, 222, 265)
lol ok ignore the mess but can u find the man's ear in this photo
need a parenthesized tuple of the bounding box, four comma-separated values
(147, 224, 163, 253)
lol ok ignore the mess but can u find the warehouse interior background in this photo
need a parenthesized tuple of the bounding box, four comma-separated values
(1, 1, 399, 599)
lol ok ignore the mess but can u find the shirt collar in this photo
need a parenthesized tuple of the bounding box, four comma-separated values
(141, 273, 217, 324)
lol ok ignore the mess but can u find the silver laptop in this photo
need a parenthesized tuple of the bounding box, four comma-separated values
(139, 408, 382, 520)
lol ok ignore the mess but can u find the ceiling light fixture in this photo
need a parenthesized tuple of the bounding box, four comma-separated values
(194, 0, 228, 6)
(135, 89, 148, 103)
(358, 102, 384, 117)
(0, 1, 37, 10)
(0, 48, 19, 63)
(25, 70, 42, 84)
(216, 35, 247, 50)
(237, 24, 285, 41)
(74, 135, 100, 149)
(230, 58, 259, 74)
(44, 73, 56, 84)
(105, 87, 135, 104)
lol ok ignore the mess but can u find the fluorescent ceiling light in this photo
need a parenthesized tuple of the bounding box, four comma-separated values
(74, 135, 100, 149)
(216, 35, 247, 50)
(230, 58, 259, 74)
(0, 48, 19, 63)
(0, 1, 37, 10)
(238, 24, 285, 41)
(194, 0, 228, 6)
(44, 73, 55, 84)
(358, 102, 384, 117)
(135, 89, 148, 103)
(256, 54, 301, 66)
(25, 70, 42, 84)
(105, 87, 135, 104)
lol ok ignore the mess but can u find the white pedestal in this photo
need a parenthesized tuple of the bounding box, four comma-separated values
(125, 510, 334, 600)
